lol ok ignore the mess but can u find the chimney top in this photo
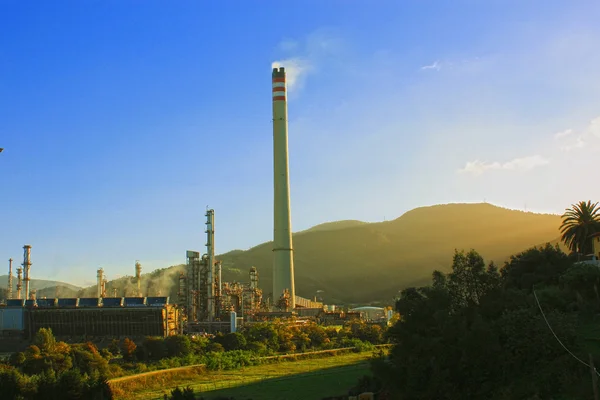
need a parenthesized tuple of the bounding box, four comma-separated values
(272, 67, 286, 78)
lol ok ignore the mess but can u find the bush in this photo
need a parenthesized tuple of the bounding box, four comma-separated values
(107, 339, 121, 356)
(0, 366, 23, 399)
(143, 337, 168, 360)
(206, 342, 225, 353)
(165, 335, 192, 358)
(167, 386, 195, 400)
(9, 352, 26, 367)
(121, 338, 137, 361)
(246, 341, 268, 355)
(217, 332, 247, 351)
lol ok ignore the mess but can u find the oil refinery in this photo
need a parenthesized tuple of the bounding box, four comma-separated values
(0, 66, 353, 343)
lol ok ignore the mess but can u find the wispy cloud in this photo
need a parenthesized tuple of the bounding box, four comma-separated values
(459, 155, 549, 176)
(272, 29, 343, 95)
(460, 114, 600, 177)
(560, 136, 585, 151)
(553, 128, 573, 139)
(555, 116, 600, 151)
(421, 60, 441, 71)
(588, 117, 600, 138)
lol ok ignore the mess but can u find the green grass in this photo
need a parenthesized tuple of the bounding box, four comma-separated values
(195, 362, 369, 400)
(127, 351, 375, 400)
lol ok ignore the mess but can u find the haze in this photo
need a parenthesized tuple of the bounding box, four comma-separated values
(1, 1, 599, 286)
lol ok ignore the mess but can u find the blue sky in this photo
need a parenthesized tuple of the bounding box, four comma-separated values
(1, 0, 599, 286)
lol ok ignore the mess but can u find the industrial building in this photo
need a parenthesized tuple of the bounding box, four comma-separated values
(1, 245, 179, 340)
(0, 297, 177, 339)
(1, 66, 332, 341)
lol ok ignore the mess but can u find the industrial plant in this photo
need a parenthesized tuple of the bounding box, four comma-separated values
(0, 66, 350, 343)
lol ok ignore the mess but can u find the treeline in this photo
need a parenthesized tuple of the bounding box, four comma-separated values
(363, 244, 600, 399)
(0, 319, 386, 399)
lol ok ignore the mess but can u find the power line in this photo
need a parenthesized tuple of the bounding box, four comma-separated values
(533, 289, 600, 376)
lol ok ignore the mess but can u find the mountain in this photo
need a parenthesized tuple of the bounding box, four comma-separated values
(54, 203, 566, 305)
(298, 220, 368, 234)
(0, 277, 82, 300)
(0, 276, 81, 293)
(217, 203, 563, 304)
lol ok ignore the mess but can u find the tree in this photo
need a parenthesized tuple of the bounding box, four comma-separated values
(121, 338, 137, 361)
(560, 200, 600, 257)
(370, 246, 588, 399)
(216, 332, 247, 351)
(447, 250, 500, 309)
(501, 243, 572, 291)
(142, 337, 168, 360)
(165, 335, 192, 357)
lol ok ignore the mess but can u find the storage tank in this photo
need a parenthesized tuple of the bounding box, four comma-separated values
(230, 310, 237, 333)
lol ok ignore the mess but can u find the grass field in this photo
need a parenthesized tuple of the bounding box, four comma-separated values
(117, 351, 375, 400)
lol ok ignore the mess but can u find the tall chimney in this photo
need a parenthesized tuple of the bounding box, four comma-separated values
(271, 66, 296, 308)
(8, 258, 13, 300)
(97, 268, 104, 298)
(22, 245, 32, 300)
(16, 267, 22, 300)
(135, 261, 142, 297)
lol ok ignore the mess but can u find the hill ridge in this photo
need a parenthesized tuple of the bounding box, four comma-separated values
(52, 203, 566, 304)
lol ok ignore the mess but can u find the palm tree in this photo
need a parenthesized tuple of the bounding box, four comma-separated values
(560, 201, 600, 258)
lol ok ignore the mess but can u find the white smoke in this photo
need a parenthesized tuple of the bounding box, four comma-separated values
(271, 58, 313, 93)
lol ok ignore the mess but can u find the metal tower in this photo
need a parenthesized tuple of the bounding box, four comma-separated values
(22, 245, 32, 300)
(135, 260, 142, 297)
(7, 258, 13, 300)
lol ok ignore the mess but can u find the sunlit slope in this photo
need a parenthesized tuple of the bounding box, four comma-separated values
(219, 203, 562, 304)
(0, 277, 81, 293)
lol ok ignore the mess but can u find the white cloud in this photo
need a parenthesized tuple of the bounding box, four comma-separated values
(555, 116, 600, 151)
(554, 128, 573, 139)
(588, 116, 600, 138)
(460, 114, 600, 177)
(421, 61, 441, 71)
(560, 136, 585, 151)
(459, 155, 549, 176)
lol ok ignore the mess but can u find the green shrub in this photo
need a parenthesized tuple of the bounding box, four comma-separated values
(246, 341, 268, 355)
(206, 342, 225, 353)
(165, 335, 192, 358)
(168, 386, 195, 400)
(143, 337, 168, 360)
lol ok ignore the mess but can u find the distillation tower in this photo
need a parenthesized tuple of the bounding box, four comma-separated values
(7, 258, 13, 300)
(135, 261, 142, 297)
(181, 209, 221, 322)
(97, 268, 107, 298)
(16, 267, 22, 300)
(22, 245, 32, 300)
